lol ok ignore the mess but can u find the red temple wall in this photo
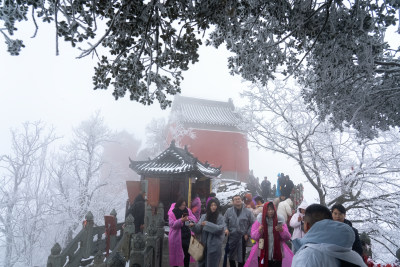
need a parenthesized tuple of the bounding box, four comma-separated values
(175, 129, 249, 182)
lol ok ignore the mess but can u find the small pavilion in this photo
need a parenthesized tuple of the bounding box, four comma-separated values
(129, 140, 221, 220)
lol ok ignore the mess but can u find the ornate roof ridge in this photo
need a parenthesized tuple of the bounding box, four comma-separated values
(129, 140, 221, 176)
(171, 95, 240, 129)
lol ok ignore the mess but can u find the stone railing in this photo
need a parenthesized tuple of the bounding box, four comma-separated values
(129, 202, 164, 267)
(47, 203, 165, 267)
(46, 209, 123, 267)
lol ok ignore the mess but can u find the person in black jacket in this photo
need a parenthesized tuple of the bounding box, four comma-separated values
(281, 175, 294, 199)
(126, 191, 146, 233)
(331, 203, 363, 256)
(261, 176, 271, 200)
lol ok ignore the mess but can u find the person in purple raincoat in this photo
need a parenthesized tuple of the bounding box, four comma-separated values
(191, 193, 202, 221)
(206, 192, 216, 208)
(168, 198, 197, 267)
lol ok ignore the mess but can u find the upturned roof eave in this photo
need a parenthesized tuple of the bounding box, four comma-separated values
(129, 140, 221, 177)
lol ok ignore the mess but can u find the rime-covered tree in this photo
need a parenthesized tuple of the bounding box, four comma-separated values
(49, 112, 118, 244)
(101, 130, 142, 181)
(141, 118, 169, 159)
(0, 122, 57, 267)
(241, 81, 400, 261)
(1, 1, 398, 137)
(139, 115, 195, 159)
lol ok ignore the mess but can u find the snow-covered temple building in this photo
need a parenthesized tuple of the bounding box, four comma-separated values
(129, 140, 221, 220)
(168, 95, 249, 182)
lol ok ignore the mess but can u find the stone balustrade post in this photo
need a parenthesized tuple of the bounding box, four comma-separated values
(144, 204, 158, 267)
(156, 202, 165, 267)
(156, 202, 165, 239)
(110, 209, 118, 249)
(121, 214, 135, 259)
(46, 243, 62, 267)
(82, 211, 94, 259)
(106, 251, 126, 267)
(130, 233, 147, 267)
(92, 251, 106, 267)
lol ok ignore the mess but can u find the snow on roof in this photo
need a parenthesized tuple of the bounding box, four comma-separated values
(129, 140, 221, 176)
(171, 95, 241, 129)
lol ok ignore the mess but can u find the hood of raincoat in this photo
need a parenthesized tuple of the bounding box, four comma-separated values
(297, 200, 308, 211)
(292, 219, 355, 252)
(257, 211, 285, 224)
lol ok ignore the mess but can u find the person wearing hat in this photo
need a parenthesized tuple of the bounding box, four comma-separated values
(290, 199, 309, 240)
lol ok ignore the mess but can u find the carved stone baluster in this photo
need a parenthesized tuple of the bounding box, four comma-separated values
(107, 251, 126, 267)
(46, 243, 62, 267)
(92, 250, 106, 267)
(121, 214, 135, 259)
(82, 211, 94, 259)
(155, 202, 165, 267)
(130, 233, 146, 266)
(145, 204, 157, 267)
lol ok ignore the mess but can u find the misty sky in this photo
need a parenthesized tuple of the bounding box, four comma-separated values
(7, 21, 399, 204)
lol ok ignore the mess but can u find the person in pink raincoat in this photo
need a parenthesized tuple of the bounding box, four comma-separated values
(168, 198, 197, 267)
(244, 202, 293, 267)
(191, 193, 202, 221)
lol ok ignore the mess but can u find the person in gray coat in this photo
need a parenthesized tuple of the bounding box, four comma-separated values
(191, 198, 226, 267)
(224, 195, 255, 267)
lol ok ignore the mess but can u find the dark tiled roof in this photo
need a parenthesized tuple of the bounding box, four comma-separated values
(129, 140, 221, 177)
(171, 95, 241, 129)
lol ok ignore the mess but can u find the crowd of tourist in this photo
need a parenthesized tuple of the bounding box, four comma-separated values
(127, 174, 398, 267)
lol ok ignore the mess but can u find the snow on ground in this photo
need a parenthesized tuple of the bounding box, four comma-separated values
(213, 178, 249, 208)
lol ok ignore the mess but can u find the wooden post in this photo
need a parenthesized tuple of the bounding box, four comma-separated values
(104, 215, 116, 257)
(188, 177, 192, 208)
(146, 178, 160, 207)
